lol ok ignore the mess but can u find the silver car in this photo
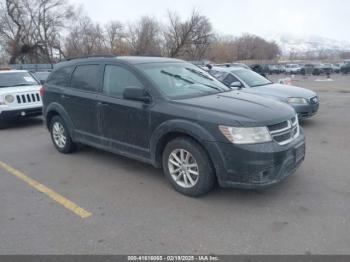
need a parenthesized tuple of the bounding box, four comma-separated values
(209, 67, 319, 119)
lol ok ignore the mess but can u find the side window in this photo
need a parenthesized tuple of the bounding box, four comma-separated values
(223, 74, 240, 86)
(103, 65, 143, 98)
(47, 66, 73, 86)
(209, 70, 225, 80)
(71, 65, 100, 92)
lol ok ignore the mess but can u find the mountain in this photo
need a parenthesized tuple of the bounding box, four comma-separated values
(264, 33, 350, 55)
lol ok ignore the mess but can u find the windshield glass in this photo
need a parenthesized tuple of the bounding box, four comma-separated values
(0, 72, 39, 88)
(136, 63, 230, 99)
(233, 69, 272, 87)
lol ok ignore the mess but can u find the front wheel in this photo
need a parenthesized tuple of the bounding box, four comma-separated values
(50, 115, 76, 154)
(162, 137, 215, 197)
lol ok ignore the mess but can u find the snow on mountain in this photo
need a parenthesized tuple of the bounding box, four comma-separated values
(264, 33, 350, 55)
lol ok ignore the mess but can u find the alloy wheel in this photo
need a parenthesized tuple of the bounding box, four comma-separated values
(168, 149, 199, 188)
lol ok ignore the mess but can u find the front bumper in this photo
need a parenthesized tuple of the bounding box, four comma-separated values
(0, 107, 42, 120)
(204, 130, 305, 189)
(293, 103, 319, 119)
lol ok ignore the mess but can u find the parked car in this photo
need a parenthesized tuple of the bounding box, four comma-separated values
(266, 65, 280, 74)
(276, 65, 286, 74)
(0, 69, 43, 127)
(341, 62, 350, 74)
(33, 71, 51, 84)
(300, 64, 332, 76)
(250, 64, 267, 77)
(208, 66, 319, 119)
(42, 56, 305, 196)
(330, 64, 341, 73)
(316, 64, 333, 75)
(214, 63, 251, 70)
(285, 64, 302, 74)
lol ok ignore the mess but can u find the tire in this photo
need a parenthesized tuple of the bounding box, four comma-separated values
(162, 137, 215, 197)
(49, 115, 76, 154)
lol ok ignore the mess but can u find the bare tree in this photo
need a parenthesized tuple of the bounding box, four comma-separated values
(235, 34, 280, 61)
(105, 20, 130, 55)
(127, 16, 162, 56)
(0, 0, 75, 63)
(206, 35, 238, 63)
(64, 16, 108, 58)
(164, 10, 213, 60)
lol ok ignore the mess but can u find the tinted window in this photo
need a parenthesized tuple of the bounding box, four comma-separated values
(0, 72, 39, 88)
(209, 70, 227, 81)
(47, 66, 73, 86)
(71, 65, 100, 92)
(103, 65, 143, 98)
(223, 74, 240, 86)
(233, 69, 272, 87)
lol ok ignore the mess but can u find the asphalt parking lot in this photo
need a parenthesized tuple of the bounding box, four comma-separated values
(0, 74, 350, 255)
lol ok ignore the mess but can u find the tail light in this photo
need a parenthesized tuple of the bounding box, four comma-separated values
(40, 86, 45, 97)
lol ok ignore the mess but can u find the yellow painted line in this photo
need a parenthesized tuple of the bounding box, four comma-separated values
(0, 161, 92, 219)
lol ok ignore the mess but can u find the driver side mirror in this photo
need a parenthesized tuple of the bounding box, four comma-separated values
(230, 81, 243, 89)
(123, 87, 151, 103)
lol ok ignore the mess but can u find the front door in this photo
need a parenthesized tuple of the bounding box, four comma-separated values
(98, 64, 151, 159)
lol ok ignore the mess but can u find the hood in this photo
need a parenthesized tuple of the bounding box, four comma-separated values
(0, 85, 41, 95)
(174, 91, 295, 127)
(242, 83, 316, 101)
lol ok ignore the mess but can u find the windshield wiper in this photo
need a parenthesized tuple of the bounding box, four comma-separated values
(195, 82, 221, 91)
(161, 70, 194, 84)
(161, 70, 221, 92)
(251, 83, 271, 87)
(185, 67, 214, 81)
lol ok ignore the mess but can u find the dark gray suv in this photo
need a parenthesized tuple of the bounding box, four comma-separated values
(42, 56, 305, 196)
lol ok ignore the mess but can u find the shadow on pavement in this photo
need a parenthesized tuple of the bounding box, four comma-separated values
(0, 117, 44, 130)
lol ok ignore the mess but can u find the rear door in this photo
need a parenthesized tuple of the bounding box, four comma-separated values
(61, 64, 102, 141)
(97, 64, 151, 159)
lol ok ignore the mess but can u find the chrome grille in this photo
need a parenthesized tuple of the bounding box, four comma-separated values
(16, 92, 41, 104)
(268, 116, 299, 145)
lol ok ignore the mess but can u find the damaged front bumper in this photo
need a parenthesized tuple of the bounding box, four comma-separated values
(204, 129, 306, 189)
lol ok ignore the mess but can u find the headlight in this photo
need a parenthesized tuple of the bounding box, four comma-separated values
(219, 126, 272, 144)
(287, 97, 308, 105)
(5, 95, 15, 103)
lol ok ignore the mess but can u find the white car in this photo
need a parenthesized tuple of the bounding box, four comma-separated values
(0, 69, 43, 126)
(285, 64, 302, 74)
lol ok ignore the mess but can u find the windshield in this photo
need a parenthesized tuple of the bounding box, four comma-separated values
(233, 69, 272, 87)
(136, 63, 230, 99)
(0, 72, 39, 88)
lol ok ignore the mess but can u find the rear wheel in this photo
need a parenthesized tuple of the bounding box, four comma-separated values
(162, 137, 215, 197)
(50, 115, 76, 154)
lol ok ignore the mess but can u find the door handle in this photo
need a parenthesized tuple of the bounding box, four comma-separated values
(97, 102, 109, 107)
(61, 94, 70, 99)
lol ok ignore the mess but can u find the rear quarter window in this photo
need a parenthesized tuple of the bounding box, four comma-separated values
(46, 66, 73, 86)
(71, 65, 101, 92)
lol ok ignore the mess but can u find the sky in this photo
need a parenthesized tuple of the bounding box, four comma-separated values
(70, 0, 350, 42)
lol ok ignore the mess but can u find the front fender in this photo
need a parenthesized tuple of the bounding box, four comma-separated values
(150, 119, 219, 167)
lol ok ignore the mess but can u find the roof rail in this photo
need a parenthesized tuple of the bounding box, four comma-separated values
(65, 54, 117, 61)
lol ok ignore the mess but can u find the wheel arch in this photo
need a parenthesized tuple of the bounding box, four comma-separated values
(45, 103, 74, 137)
(150, 120, 217, 169)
